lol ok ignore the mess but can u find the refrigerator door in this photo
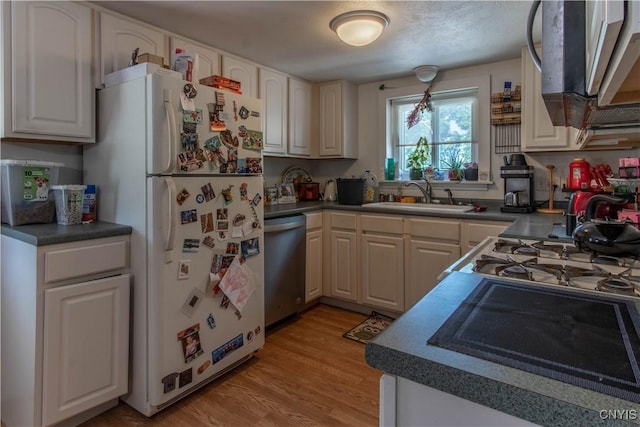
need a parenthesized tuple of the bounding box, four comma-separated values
(148, 75, 263, 176)
(147, 175, 264, 407)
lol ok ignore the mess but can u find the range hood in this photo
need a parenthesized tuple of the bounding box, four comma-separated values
(535, 1, 640, 144)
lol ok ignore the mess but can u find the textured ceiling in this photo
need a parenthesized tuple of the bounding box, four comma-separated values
(92, 0, 542, 84)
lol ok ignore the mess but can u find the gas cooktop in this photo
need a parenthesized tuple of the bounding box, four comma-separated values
(444, 237, 640, 298)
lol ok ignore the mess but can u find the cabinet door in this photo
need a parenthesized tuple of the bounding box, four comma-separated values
(10, 1, 94, 140)
(288, 77, 312, 156)
(100, 13, 166, 85)
(260, 68, 288, 155)
(306, 228, 323, 302)
(170, 36, 221, 83)
(406, 240, 460, 309)
(361, 234, 404, 311)
(521, 47, 577, 152)
(328, 230, 358, 302)
(42, 274, 130, 426)
(463, 221, 511, 254)
(222, 55, 258, 98)
(318, 81, 343, 157)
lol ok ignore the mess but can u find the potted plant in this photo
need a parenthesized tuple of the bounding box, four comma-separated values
(463, 162, 479, 181)
(407, 137, 430, 180)
(443, 149, 464, 181)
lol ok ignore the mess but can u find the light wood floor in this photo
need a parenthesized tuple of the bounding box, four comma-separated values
(80, 304, 382, 427)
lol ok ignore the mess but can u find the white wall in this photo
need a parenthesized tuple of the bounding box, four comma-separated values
(1, 142, 84, 184)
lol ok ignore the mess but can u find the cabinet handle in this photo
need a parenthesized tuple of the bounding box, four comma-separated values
(164, 177, 177, 263)
(163, 89, 177, 173)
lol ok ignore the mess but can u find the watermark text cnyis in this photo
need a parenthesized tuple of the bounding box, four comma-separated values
(599, 409, 638, 421)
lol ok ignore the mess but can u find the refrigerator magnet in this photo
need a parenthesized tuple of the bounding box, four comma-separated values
(209, 112, 226, 131)
(181, 287, 204, 317)
(183, 83, 197, 99)
(254, 325, 261, 336)
(221, 186, 234, 204)
(206, 274, 221, 297)
(238, 106, 249, 119)
(246, 158, 263, 174)
(220, 294, 230, 309)
(233, 213, 246, 226)
(200, 212, 214, 233)
(202, 235, 215, 248)
(179, 368, 193, 388)
(195, 194, 205, 204)
(182, 239, 200, 253)
(179, 92, 195, 111)
(197, 360, 211, 375)
(207, 313, 216, 329)
(217, 231, 228, 241)
(176, 188, 191, 205)
(238, 125, 247, 138)
(237, 159, 247, 173)
(241, 237, 260, 258)
(233, 100, 238, 121)
(212, 334, 244, 365)
(231, 226, 243, 238)
(242, 220, 254, 237)
(217, 207, 228, 220)
(180, 209, 198, 225)
(215, 91, 225, 106)
(161, 373, 179, 394)
(177, 260, 191, 279)
(250, 193, 262, 207)
(250, 110, 260, 118)
(201, 183, 216, 202)
(220, 130, 238, 149)
(239, 183, 248, 201)
(225, 242, 239, 255)
(177, 323, 203, 363)
(247, 330, 254, 341)
(234, 309, 242, 320)
(183, 109, 202, 124)
(242, 130, 264, 150)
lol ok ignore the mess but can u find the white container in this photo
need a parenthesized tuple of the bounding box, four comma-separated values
(0, 160, 64, 226)
(52, 185, 86, 225)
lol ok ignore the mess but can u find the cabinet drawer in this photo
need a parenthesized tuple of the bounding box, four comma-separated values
(408, 218, 460, 242)
(305, 212, 323, 230)
(466, 221, 510, 244)
(361, 214, 403, 234)
(44, 240, 128, 283)
(329, 212, 357, 230)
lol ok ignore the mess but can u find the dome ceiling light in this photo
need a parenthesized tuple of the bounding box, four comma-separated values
(329, 10, 390, 47)
(414, 65, 439, 83)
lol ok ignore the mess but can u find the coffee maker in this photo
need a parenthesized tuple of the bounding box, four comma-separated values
(501, 165, 535, 213)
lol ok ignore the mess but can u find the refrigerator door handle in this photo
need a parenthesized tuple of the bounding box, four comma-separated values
(163, 89, 177, 174)
(164, 177, 177, 263)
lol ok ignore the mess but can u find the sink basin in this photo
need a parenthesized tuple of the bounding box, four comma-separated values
(361, 202, 474, 213)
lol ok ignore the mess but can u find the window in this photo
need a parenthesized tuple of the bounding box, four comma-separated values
(391, 88, 478, 177)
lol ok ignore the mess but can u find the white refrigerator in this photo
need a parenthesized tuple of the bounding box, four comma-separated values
(84, 73, 265, 416)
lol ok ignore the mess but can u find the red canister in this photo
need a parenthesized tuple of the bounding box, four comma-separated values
(568, 158, 591, 190)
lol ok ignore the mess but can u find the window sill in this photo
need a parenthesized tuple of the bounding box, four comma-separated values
(380, 180, 494, 190)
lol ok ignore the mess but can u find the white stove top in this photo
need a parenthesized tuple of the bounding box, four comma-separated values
(443, 236, 640, 298)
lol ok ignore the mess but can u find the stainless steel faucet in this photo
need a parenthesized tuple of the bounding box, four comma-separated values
(444, 188, 455, 205)
(405, 178, 433, 203)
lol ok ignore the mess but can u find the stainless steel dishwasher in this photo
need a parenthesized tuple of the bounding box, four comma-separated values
(264, 214, 306, 328)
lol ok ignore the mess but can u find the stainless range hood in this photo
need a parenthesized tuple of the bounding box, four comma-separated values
(533, 1, 640, 143)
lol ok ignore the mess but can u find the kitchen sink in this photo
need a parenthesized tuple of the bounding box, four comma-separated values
(361, 202, 474, 213)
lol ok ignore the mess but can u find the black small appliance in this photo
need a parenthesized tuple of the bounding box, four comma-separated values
(501, 165, 535, 213)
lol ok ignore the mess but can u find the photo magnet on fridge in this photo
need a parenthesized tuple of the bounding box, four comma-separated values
(177, 323, 203, 363)
(179, 368, 193, 388)
(176, 188, 191, 205)
(201, 183, 216, 202)
(242, 130, 263, 150)
(183, 109, 203, 124)
(177, 260, 191, 280)
(181, 288, 205, 317)
(182, 239, 200, 253)
(161, 373, 179, 394)
(202, 235, 215, 248)
(200, 212, 214, 233)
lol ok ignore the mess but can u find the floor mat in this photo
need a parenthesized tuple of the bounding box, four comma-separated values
(343, 311, 395, 344)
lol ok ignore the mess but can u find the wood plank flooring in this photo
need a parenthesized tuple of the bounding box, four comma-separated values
(80, 304, 382, 427)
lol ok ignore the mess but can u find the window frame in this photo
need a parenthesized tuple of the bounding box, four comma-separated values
(378, 75, 491, 182)
(391, 89, 479, 174)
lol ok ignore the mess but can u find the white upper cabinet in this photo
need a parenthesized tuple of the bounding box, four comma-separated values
(585, 0, 624, 96)
(2, 1, 95, 142)
(99, 12, 167, 85)
(318, 80, 358, 158)
(222, 55, 258, 98)
(521, 46, 577, 152)
(170, 36, 221, 83)
(288, 77, 313, 156)
(260, 68, 288, 155)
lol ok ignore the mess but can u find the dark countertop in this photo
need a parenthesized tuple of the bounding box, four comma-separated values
(365, 271, 640, 426)
(1, 221, 132, 246)
(266, 200, 572, 242)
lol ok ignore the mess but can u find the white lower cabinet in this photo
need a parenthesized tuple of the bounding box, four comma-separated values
(1, 234, 130, 427)
(462, 220, 512, 254)
(360, 214, 404, 311)
(324, 212, 359, 302)
(305, 212, 323, 303)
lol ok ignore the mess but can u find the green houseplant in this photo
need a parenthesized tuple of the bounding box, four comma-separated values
(406, 137, 430, 180)
(443, 149, 464, 181)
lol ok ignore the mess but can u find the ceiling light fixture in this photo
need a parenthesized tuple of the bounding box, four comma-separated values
(329, 10, 390, 47)
(414, 65, 439, 83)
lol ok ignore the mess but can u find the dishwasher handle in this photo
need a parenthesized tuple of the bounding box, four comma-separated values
(264, 216, 306, 233)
